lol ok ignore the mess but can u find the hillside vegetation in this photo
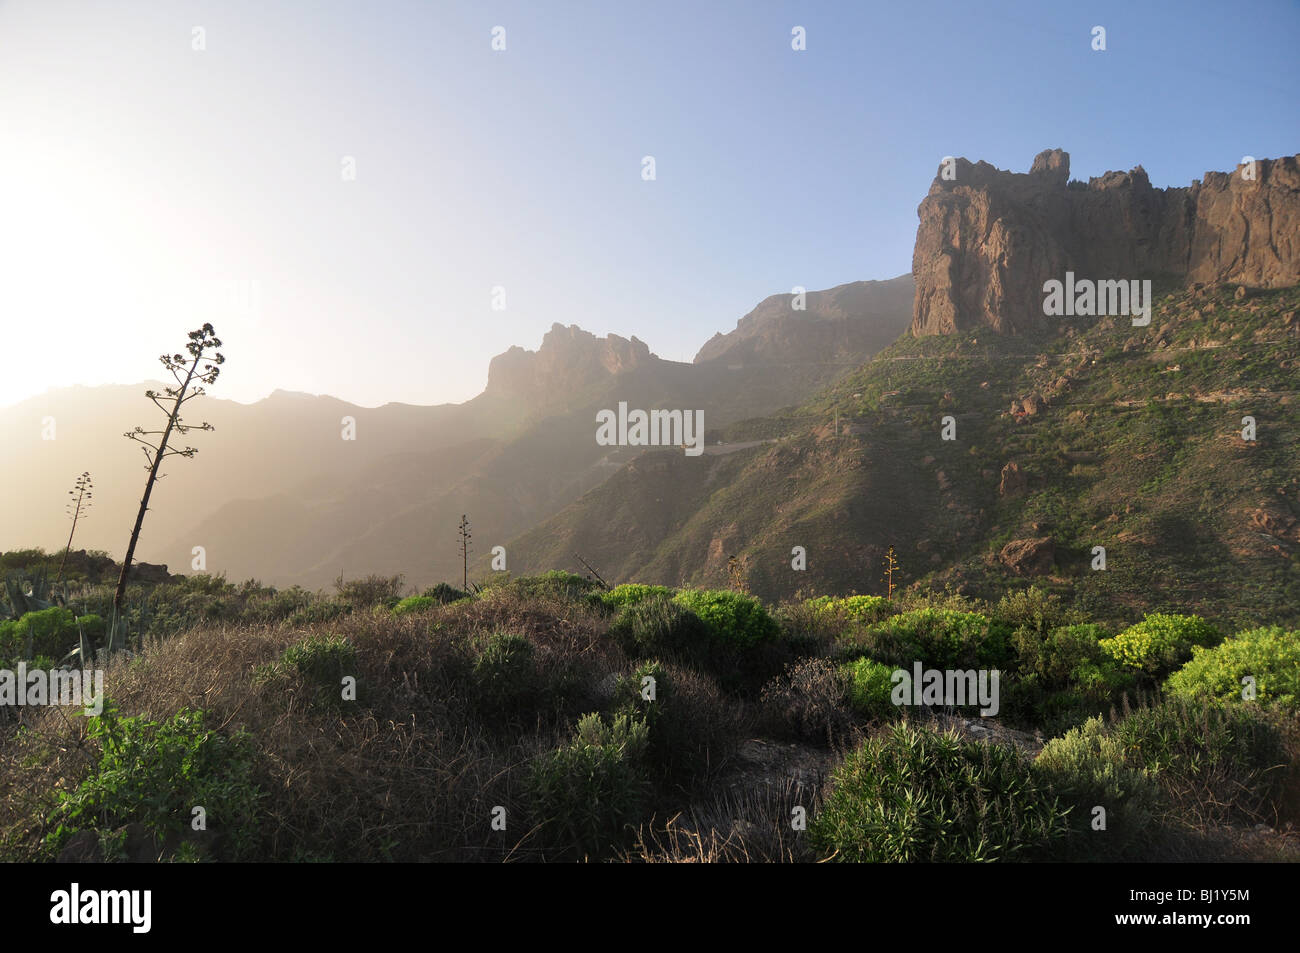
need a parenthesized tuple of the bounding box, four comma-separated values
(0, 566, 1295, 862)
(506, 283, 1300, 633)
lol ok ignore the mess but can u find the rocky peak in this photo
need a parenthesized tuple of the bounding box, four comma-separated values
(486, 323, 653, 402)
(911, 149, 1300, 336)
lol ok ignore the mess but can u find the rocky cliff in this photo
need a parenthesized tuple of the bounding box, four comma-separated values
(911, 149, 1300, 335)
(485, 323, 654, 404)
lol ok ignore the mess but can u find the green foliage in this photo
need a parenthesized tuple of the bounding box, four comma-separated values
(608, 594, 709, 660)
(0, 607, 83, 662)
(278, 634, 356, 704)
(472, 632, 538, 721)
(853, 608, 1008, 670)
(392, 595, 436, 615)
(421, 582, 469, 604)
(1114, 698, 1285, 822)
(671, 588, 780, 649)
(840, 657, 897, 720)
(1165, 626, 1300, 708)
(491, 571, 600, 601)
(599, 583, 675, 611)
(1100, 613, 1220, 679)
(44, 705, 262, 860)
(806, 594, 891, 627)
(527, 711, 651, 858)
(1033, 717, 1161, 859)
(615, 659, 734, 786)
(992, 586, 1080, 638)
(810, 723, 1065, 862)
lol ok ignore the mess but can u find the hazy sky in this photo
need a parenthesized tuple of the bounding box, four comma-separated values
(1, 0, 1296, 409)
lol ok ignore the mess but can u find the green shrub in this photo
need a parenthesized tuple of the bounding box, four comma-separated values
(810, 723, 1065, 862)
(494, 571, 600, 601)
(421, 582, 468, 604)
(0, 607, 82, 661)
(615, 659, 735, 787)
(527, 711, 652, 858)
(806, 594, 891, 627)
(279, 634, 357, 704)
(856, 608, 1007, 670)
(841, 657, 897, 720)
(287, 601, 351, 626)
(1165, 626, 1300, 708)
(472, 632, 538, 722)
(392, 595, 436, 615)
(44, 705, 263, 860)
(1114, 698, 1285, 823)
(992, 586, 1079, 638)
(1100, 613, 1220, 679)
(599, 584, 675, 611)
(1034, 717, 1161, 859)
(671, 589, 780, 649)
(608, 594, 709, 660)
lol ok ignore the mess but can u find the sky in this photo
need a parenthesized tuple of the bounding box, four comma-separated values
(1, 0, 1296, 409)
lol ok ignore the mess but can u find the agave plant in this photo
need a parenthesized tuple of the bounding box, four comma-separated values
(3, 570, 56, 620)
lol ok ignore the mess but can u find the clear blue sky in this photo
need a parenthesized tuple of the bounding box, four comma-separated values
(1, 0, 1296, 407)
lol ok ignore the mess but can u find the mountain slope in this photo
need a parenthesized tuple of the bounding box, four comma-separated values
(502, 282, 1300, 630)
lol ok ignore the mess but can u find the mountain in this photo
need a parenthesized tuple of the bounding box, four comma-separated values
(1, 274, 906, 589)
(695, 275, 913, 367)
(500, 149, 1300, 630)
(912, 149, 1300, 335)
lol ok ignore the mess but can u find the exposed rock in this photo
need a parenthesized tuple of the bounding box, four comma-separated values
(998, 462, 1028, 497)
(998, 537, 1055, 575)
(911, 150, 1300, 336)
(486, 323, 652, 403)
(695, 275, 913, 366)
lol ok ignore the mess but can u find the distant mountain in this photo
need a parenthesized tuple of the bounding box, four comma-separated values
(695, 275, 913, 368)
(2, 275, 908, 589)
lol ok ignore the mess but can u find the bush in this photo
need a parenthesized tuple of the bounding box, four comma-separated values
(491, 571, 600, 602)
(1004, 623, 1135, 734)
(759, 658, 856, 746)
(841, 657, 897, 721)
(854, 608, 1007, 670)
(44, 705, 263, 860)
(615, 659, 737, 787)
(1165, 626, 1300, 708)
(392, 595, 436, 615)
(1034, 717, 1161, 859)
(599, 584, 675, 611)
(806, 594, 891, 627)
(527, 711, 652, 858)
(992, 585, 1078, 639)
(0, 607, 80, 662)
(1100, 613, 1220, 679)
(333, 574, 405, 608)
(421, 582, 469, 604)
(810, 723, 1065, 862)
(1114, 698, 1285, 823)
(279, 634, 357, 704)
(608, 594, 710, 660)
(472, 632, 538, 722)
(671, 589, 780, 649)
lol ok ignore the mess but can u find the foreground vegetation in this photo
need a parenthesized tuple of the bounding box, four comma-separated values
(0, 558, 1295, 863)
